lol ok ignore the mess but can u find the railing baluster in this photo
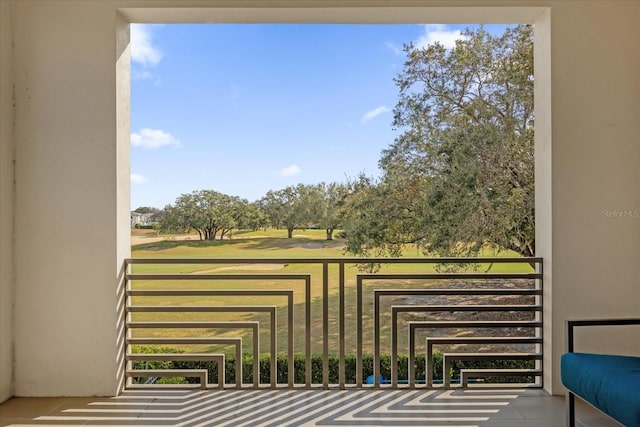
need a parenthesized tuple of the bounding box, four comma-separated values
(253, 323, 259, 388)
(322, 262, 329, 389)
(373, 291, 380, 388)
(356, 276, 363, 387)
(391, 306, 398, 388)
(305, 275, 311, 387)
(287, 291, 294, 389)
(408, 323, 416, 388)
(339, 262, 345, 389)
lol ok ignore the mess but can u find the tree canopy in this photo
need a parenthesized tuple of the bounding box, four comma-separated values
(315, 182, 348, 241)
(345, 25, 535, 257)
(260, 185, 312, 239)
(160, 190, 247, 240)
(133, 206, 159, 214)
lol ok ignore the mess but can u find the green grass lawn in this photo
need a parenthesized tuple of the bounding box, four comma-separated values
(130, 230, 536, 357)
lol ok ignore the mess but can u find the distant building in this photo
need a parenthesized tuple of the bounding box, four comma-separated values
(130, 211, 154, 228)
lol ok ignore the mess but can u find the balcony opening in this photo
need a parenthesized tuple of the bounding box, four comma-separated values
(123, 19, 547, 393)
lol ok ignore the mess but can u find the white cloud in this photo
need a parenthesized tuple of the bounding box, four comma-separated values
(416, 24, 466, 50)
(280, 165, 301, 177)
(131, 24, 162, 67)
(361, 106, 391, 123)
(131, 128, 182, 149)
(384, 41, 402, 56)
(131, 174, 147, 184)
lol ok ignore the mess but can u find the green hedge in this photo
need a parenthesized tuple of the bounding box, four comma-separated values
(132, 348, 536, 385)
(172, 353, 427, 385)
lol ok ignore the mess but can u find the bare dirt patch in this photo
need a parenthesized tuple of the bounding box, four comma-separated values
(131, 234, 199, 246)
(387, 279, 539, 353)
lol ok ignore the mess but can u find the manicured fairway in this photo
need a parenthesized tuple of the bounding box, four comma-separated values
(130, 231, 535, 357)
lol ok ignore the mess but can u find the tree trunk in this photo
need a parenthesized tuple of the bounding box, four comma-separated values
(326, 229, 333, 241)
(287, 228, 293, 238)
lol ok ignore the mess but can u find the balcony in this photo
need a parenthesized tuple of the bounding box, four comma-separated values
(8, 256, 609, 426)
(0, 256, 583, 426)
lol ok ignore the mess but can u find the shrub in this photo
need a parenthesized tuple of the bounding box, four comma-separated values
(172, 353, 432, 385)
(129, 346, 184, 384)
(132, 348, 535, 385)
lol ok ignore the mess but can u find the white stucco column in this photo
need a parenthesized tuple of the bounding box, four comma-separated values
(12, 0, 130, 396)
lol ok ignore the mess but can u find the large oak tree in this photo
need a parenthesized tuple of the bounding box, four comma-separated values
(346, 25, 535, 258)
(160, 190, 247, 240)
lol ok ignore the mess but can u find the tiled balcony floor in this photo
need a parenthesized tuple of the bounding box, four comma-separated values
(1, 388, 621, 427)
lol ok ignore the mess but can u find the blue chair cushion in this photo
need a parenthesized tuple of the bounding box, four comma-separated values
(561, 352, 640, 427)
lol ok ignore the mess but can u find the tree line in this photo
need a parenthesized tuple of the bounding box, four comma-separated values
(156, 183, 345, 242)
(150, 25, 535, 258)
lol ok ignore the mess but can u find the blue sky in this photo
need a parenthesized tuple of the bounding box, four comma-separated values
(130, 23, 506, 209)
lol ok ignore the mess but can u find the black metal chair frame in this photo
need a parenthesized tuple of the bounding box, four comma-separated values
(565, 318, 640, 427)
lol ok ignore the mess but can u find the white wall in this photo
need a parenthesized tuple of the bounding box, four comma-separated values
(547, 0, 640, 391)
(0, 0, 15, 404)
(2, 0, 638, 397)
(12, 0, 129, 396)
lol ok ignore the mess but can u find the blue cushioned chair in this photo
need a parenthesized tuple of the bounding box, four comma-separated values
(561, 319, 640, 427)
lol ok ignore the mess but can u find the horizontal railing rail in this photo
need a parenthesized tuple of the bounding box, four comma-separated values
(122, 257, 543, 391)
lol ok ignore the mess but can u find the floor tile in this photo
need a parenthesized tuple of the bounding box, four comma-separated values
(0, 398, 68, 419)
(0, 390, 629, 426)
(510, 395, 566, 419)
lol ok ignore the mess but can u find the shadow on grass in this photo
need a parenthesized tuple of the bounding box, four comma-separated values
(243, 237, 344, 251)
(132, 237, 345, 253)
